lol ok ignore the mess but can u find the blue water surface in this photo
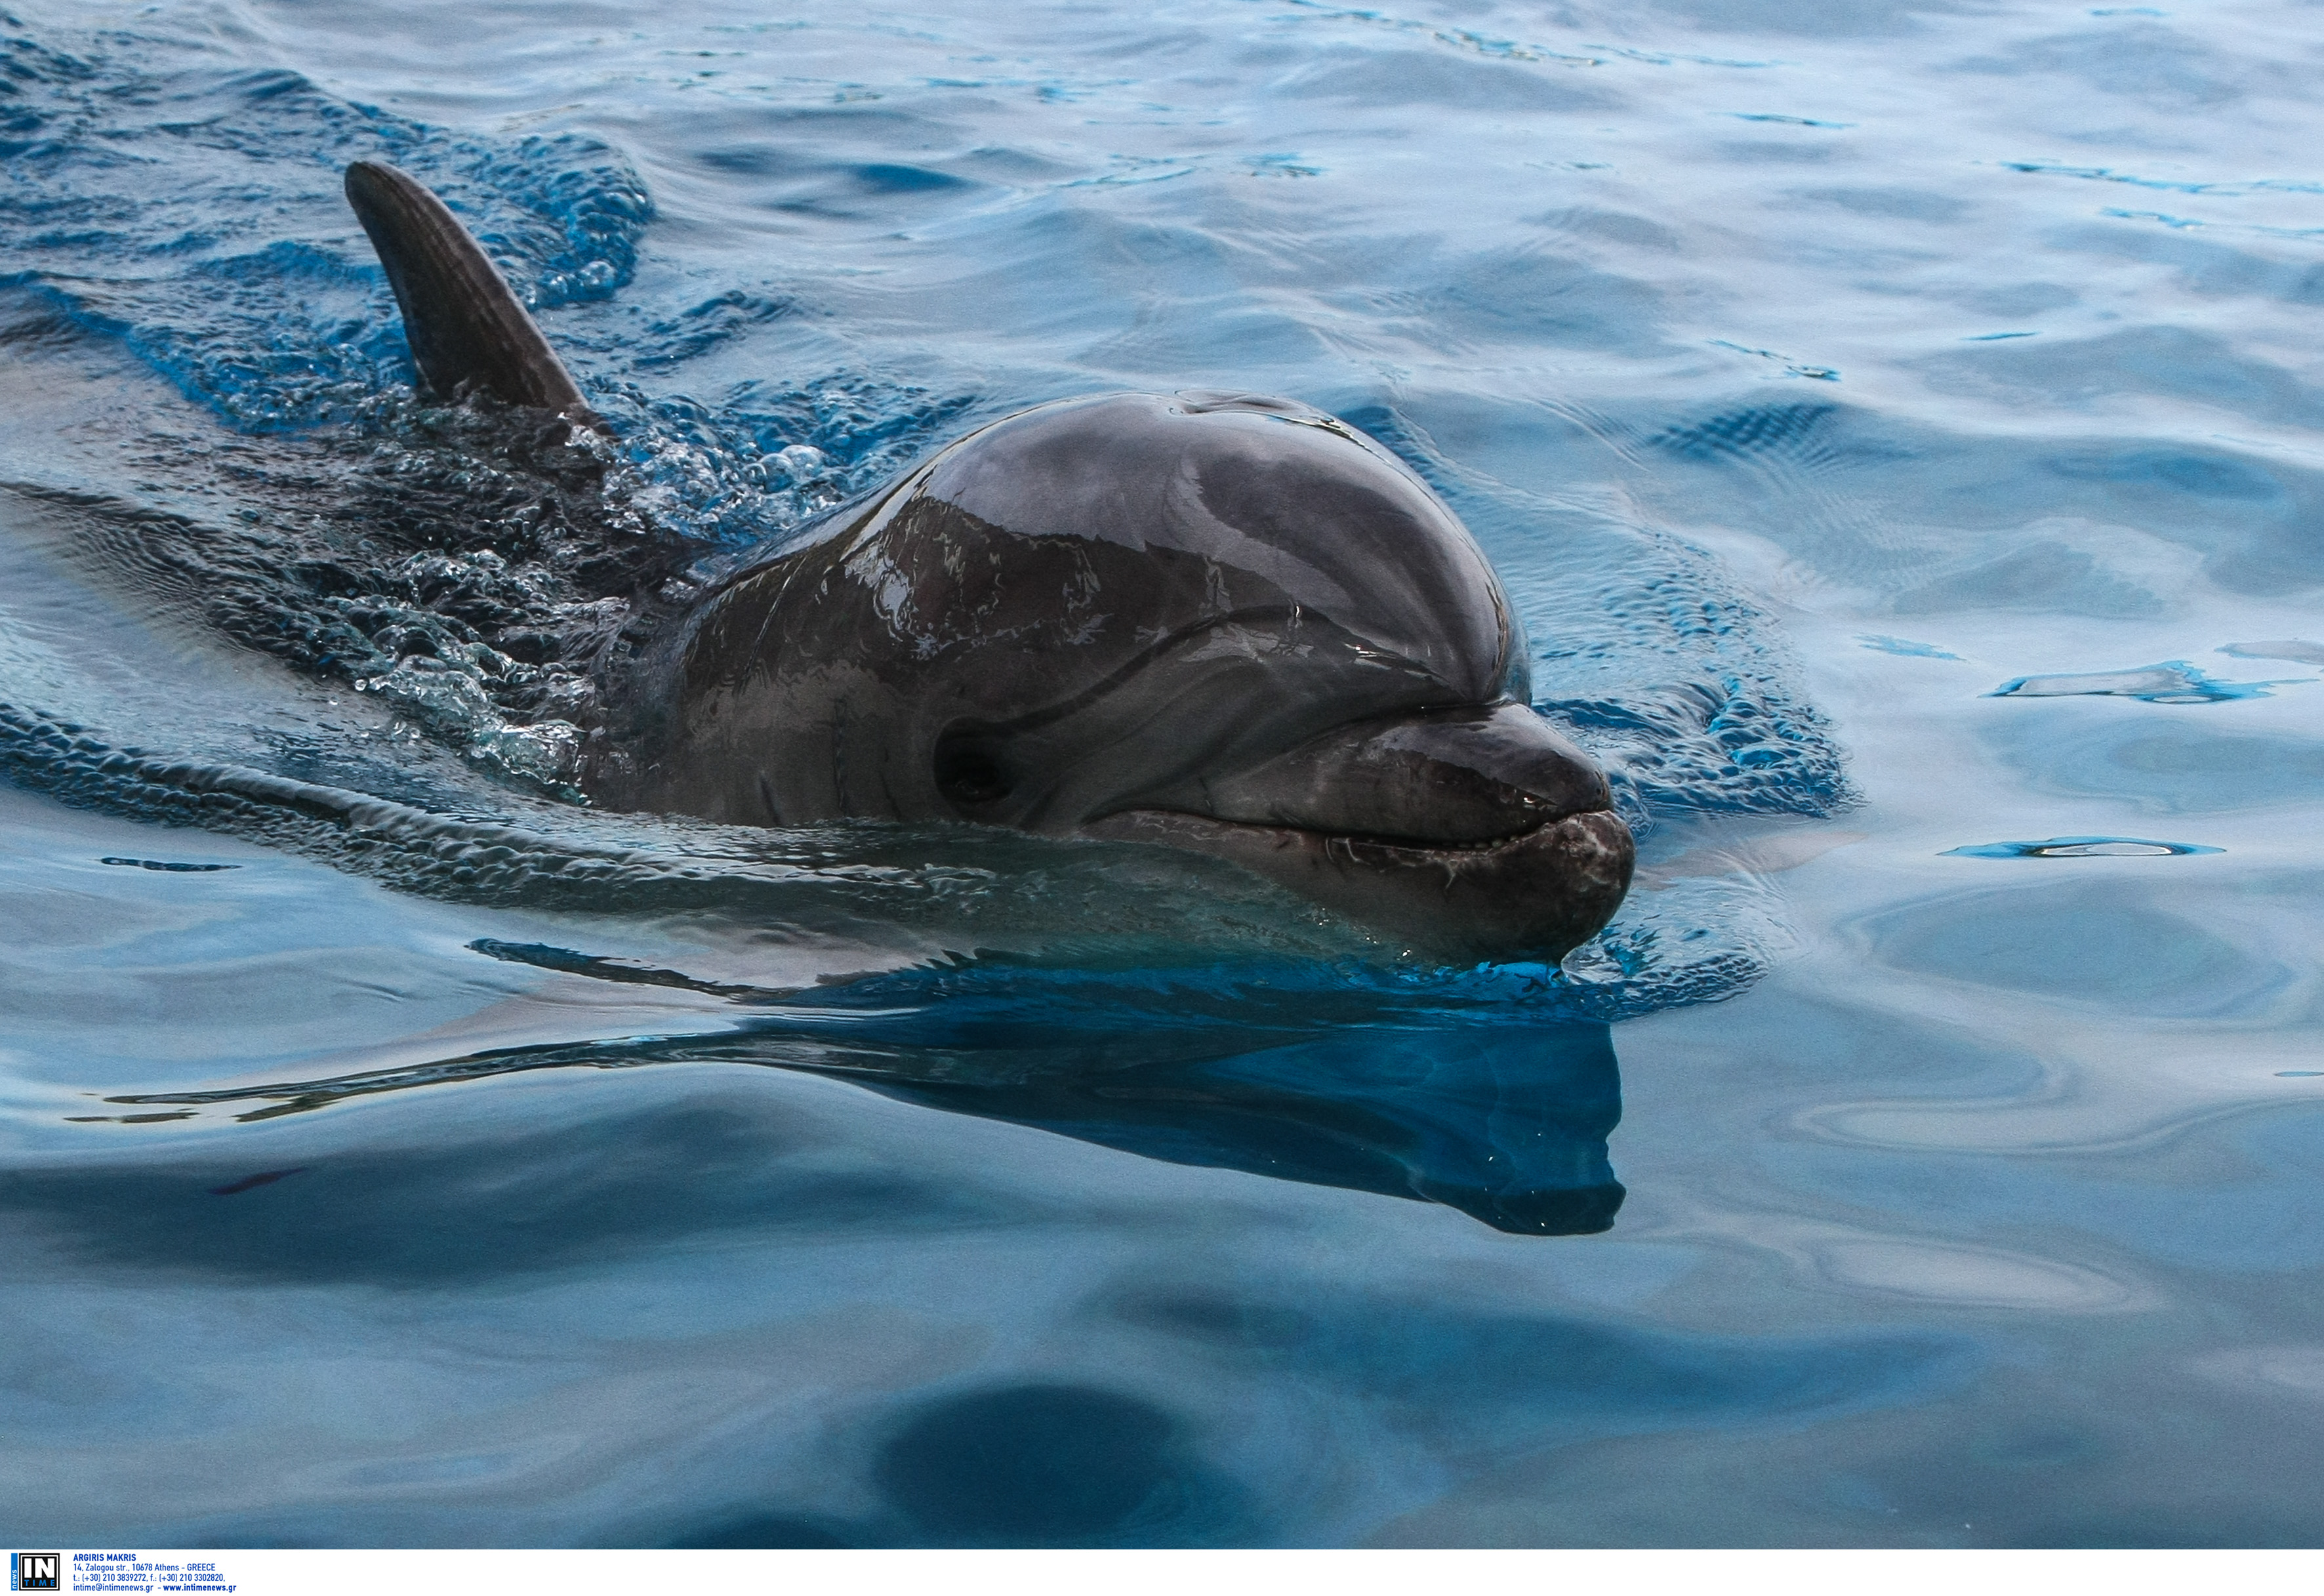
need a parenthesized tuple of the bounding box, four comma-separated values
(5, 0, 2324, 1549)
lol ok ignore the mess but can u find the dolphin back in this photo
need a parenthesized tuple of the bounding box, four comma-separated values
(342, 161, 594, 420)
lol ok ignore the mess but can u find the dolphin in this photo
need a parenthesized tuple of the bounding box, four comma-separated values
(342, 159, 1635, 959)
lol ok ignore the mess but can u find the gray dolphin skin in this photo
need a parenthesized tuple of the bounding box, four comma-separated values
(343, 161, 594, 419)
(342, 160, 1635, 959)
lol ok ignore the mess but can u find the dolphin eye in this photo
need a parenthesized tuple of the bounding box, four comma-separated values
(933, 725, 1011, 809)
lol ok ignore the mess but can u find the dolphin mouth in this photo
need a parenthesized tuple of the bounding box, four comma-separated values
(1078, 804, 1636, 961)
(1095, 804, 1566, 856)
(1072, 700, 1635, 958)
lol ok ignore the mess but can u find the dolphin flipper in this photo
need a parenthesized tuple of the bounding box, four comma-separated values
(343, 161, 596, 422)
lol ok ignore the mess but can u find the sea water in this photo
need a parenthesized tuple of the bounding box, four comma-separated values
(3, 0, 2322, 1547)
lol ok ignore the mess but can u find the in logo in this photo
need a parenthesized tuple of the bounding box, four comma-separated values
(10, 1555, 60, 1593)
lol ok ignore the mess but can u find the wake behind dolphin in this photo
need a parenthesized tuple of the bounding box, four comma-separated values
(342, 159, 1635, 960)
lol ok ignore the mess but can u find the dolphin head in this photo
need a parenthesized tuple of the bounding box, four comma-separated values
(329, 162, 1628, 958)
(622, 391, 1634, 960)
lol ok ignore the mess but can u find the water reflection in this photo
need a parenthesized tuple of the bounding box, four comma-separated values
(106, 984, 1625, 1237)
(1940, 836, 2222, 858)
(1987, 661, 2293, 703)
(2220, 640, 2324, 667)
(667, 1375, 1249, 1551)
(846, 1019, 1625, 1236)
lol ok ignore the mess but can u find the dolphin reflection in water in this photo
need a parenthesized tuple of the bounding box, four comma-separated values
(110, 947, 1627, 1235)
(865, 1019, 1627, 1235)
(342, 161, 1636, 963)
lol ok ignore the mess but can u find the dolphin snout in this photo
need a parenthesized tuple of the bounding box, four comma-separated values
(1196, 701, 1613, 846)
(1086, 701, 1636, 959)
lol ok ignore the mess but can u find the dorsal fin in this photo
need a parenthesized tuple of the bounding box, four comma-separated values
(343, 160, 599, 424)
